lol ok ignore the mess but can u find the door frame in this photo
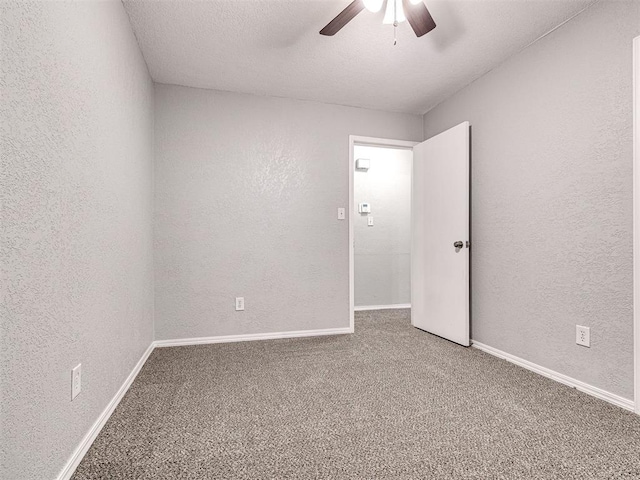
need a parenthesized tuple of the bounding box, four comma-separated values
(633, 36, 639, 414)
(348, 136, 419, 332)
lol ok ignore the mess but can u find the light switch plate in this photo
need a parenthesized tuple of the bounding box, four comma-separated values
(337, 208, 346, 220)
(235, 297, 245, 311)
(368, 216, 374, 226)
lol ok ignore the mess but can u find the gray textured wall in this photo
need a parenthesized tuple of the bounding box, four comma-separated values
(354, 146, 412, 307)
(154, 85, 422, 340)
(0, 2, 155, 479)
(423, 0, 640, 400)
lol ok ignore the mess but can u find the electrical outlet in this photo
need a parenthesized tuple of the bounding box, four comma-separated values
(71, 364, 82, 400)
(235, 297, 245, 311)
(576, 325, 590, 347)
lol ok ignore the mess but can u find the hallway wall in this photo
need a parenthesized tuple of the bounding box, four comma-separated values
(354, 146, 412, 307)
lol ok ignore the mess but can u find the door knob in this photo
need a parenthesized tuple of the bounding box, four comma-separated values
(453, 241, 463, 249)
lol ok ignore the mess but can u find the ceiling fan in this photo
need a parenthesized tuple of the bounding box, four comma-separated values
(319, 0, 436, 39)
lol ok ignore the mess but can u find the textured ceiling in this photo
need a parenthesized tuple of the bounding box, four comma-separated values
(123, 0, 595, 114)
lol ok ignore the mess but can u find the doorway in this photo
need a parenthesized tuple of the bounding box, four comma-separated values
(348, 137, 417, 332)
(353, 144, 414, 312)
(349, 124, 471, 346)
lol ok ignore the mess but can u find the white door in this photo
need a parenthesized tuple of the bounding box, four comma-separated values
(411, 122, 470, 346)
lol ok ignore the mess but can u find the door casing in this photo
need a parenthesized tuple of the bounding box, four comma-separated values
(632, 36, 639, 414)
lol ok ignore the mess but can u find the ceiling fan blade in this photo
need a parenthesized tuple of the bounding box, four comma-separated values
(402, 0, 436, 37)
(320, 0, 366, 36)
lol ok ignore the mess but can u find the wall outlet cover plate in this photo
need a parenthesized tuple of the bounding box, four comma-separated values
(72, 364, 82, 400)
(576, 325, 590, 347)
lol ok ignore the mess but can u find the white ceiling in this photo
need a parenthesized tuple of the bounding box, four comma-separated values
(123, 0, 595, 114)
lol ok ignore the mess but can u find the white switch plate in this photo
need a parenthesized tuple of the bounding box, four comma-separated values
(71, 364, 82, 400)
(235, 297, 245, 311)
(337, 208, 346, 220)
(368, 216, 374, 226)
(576, 325, 590, 347)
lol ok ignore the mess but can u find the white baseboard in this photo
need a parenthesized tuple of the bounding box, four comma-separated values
(56, 327, 353, 478)
(354, 303, 411, 312)
(57, 342, 155, 480)
(472, 340, 635, 412)
(154, 327, 353, 348)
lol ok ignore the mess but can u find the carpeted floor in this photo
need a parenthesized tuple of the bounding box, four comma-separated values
(73, 310, 640, 479)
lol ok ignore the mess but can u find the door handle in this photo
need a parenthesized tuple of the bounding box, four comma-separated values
(453, 241, 463, 249)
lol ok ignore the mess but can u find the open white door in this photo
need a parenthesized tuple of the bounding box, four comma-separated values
(411, 122, 470, 346)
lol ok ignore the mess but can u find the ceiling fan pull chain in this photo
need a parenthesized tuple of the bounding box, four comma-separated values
(393, 0, 398, 45)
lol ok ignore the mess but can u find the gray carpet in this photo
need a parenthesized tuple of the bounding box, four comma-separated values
(73, 310, 640, 479)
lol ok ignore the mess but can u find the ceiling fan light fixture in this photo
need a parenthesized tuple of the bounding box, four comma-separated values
(363, 0, 384, 13)
(319, 0, 435, 38)
(383, 0, 406, 24)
